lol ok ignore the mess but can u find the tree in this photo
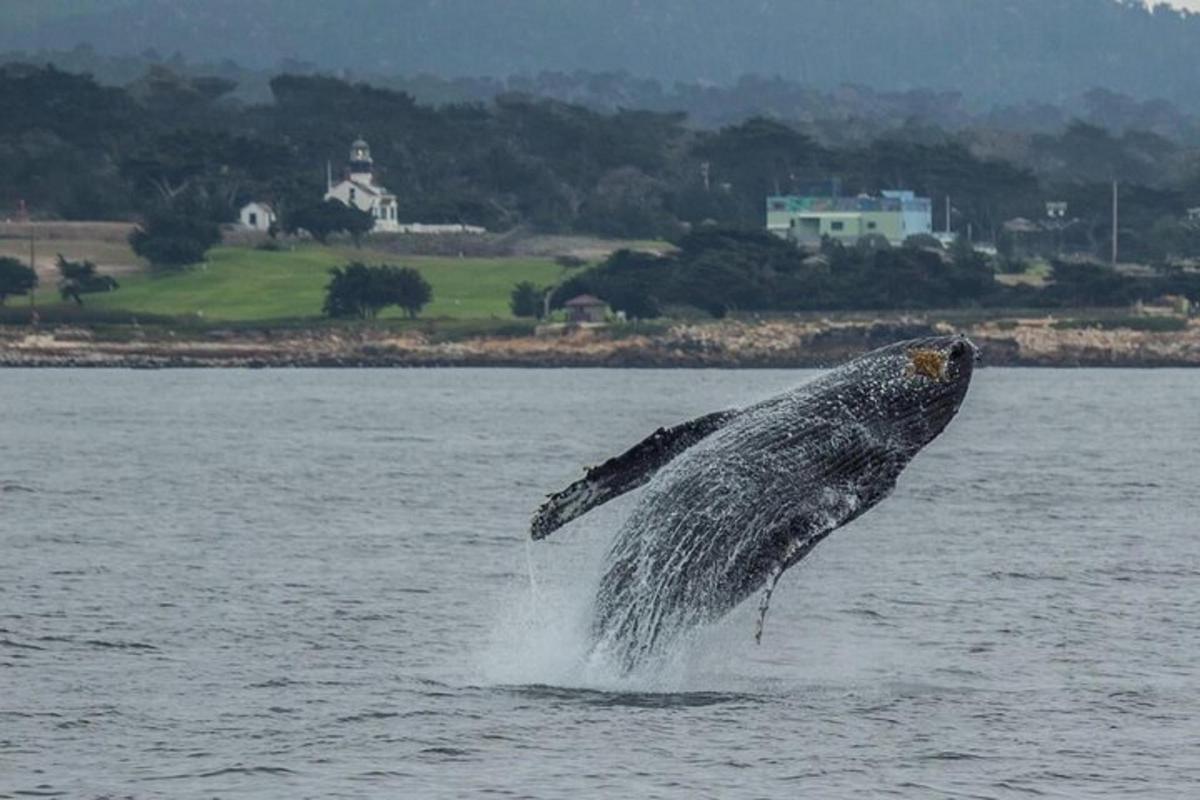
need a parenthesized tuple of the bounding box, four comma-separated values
(56, 254, 119, 305)
(0, 257, 37, 305)
(903, 233, 943, 250)
(551, 248, 669, 319)
(128, 213, 221, 269)
(323, 262, 377, 318)
(384, 265, 433, 319)
(1148, 216, 1200, 263)
(510, 281, 545, 318)
(283, 200, 374, 245)
(323, 263, 433, 319)
(855, 233, 892, 254)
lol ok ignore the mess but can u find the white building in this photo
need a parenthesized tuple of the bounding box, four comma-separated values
(324, 138, 400, 232)
(238, 201, 276, 231)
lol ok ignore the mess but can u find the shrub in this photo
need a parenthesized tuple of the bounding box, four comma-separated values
(323, 263, 433, 319)
(129, 213, 221, 269)
(283, 200, 374, 245)
(56, 254, 119, 305)
(510, 281, 545, 318)
(0, 257, 37, 305)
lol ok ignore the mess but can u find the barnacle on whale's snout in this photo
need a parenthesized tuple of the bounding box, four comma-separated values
(905, 348, 949, 381)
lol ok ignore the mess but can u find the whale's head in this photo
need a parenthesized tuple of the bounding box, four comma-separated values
(831, 334, 978, 455)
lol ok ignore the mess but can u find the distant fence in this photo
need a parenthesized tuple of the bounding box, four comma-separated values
(394, 223, 487, 235)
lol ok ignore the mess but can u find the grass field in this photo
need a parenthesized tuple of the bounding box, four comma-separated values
(29, 244, 565, 322)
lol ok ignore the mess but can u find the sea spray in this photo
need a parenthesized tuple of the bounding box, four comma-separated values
(478, 502, 714, 692)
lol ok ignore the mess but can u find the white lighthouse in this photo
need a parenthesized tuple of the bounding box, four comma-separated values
(324, 137, 400, 232)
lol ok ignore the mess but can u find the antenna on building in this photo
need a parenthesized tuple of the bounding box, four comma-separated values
(945, 195, 951, 234)
(326, 160, 333, 192)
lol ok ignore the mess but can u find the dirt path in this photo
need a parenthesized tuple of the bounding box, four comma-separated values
(0, 221, 143, 283)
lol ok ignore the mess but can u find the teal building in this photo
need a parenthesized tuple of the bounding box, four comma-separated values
(767, 190, 933, 246)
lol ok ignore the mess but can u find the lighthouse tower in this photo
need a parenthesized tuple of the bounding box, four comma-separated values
(348, 137, 374, 184)
(324, 136, 400, 231)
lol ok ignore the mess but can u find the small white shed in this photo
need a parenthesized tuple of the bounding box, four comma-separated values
(239, 201, 276, 231)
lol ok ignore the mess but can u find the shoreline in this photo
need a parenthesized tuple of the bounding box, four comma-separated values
(3, 317, 1199, 368)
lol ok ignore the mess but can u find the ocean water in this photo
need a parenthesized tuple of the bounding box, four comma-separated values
(2, 367, 1198, 799)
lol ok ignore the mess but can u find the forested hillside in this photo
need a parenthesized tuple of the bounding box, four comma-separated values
(9, 47, 1200, 144)
(3, 63, 1200, 266)
(3, 1, 1200, 111)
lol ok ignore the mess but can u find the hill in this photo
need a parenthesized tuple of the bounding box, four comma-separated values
(3, 1, 1200, 111)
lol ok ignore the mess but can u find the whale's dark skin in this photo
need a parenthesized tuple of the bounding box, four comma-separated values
(531, 336, 978, 671)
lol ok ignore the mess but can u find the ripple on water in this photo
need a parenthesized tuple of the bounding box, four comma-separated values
(496, 684, 765, 709)
(2, 368, 1198, 798)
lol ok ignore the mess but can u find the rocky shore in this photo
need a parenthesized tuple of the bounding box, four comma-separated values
(3, 317, 1200, 368)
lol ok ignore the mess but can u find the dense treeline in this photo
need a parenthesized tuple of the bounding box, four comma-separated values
(7, 1, 1200, 113)
(550, 231, 1200, 318)
(2, 64, 1200, 265)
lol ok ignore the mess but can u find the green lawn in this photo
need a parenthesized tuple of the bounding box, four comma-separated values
(34, 245, 564, 322)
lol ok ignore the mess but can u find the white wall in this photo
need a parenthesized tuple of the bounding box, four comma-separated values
(239, 203, 275, 231)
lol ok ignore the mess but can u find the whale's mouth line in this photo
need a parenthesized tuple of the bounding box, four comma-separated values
(905, 348, 950, 381)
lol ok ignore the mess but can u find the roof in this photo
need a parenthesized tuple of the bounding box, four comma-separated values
(564, 294, 606, 307)
(331, 177, 393, 199)
(241, 200, 274, 213)
(1003, 217, 1041, 233)
(768, 193, 930, 214)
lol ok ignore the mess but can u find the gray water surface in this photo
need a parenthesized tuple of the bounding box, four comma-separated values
(2, 368, 1198, 798)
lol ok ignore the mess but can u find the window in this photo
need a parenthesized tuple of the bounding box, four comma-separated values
(349, 187, 356, 202)
(867, 221, 877, 230)
(248, 212, 257, 226)
(830, 221, 844, 231)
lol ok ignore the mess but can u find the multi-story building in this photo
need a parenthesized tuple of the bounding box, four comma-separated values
(767, 190, 933, 246)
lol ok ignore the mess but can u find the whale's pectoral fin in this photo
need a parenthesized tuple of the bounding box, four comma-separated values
(531, 408, 739, 540)
(754, 562, 784, 645)
(753, 524, 836, 644)
(751, 436, 907, 642)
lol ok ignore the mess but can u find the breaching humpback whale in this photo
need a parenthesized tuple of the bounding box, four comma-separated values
(531, 336, 978, 671)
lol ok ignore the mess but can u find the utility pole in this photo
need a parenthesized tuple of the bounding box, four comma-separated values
(945, 195, 951, 235)
(28, 229, 37, 313)
(1111, 180, 1119, 267)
